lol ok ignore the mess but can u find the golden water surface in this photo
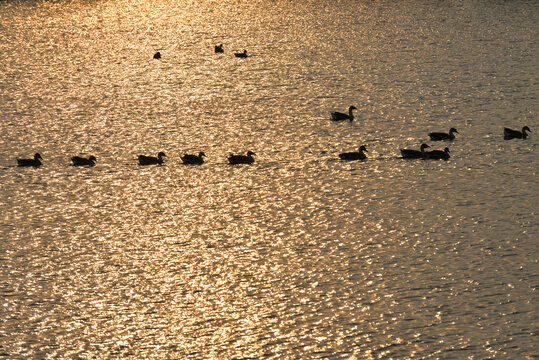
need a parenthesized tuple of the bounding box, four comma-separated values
(0, 0, 537, 358)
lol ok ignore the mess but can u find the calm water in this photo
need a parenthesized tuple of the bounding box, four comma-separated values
(0, 0, 537, 358)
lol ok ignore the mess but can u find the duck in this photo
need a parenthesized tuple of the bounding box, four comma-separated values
(228, 151, 255, 164)
(504, 126, 531, 140)
(214, 44, 224, 53)
(138, 152, 166, 165)
(153, 51, 161, 59)
(234, 50, 248, 58)
(181, 152, 206, 165)
(339, 145, 368, 160)
(426, 147, 450, 160)
(71, 155, 97, 166)
(17, 153, 42, 167)
(400, 144, 430, 159)
(428, 127, 458, 141)
(331, 106, 357, 122)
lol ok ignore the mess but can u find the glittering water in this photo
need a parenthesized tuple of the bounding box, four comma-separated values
(0, 0, 537, 358)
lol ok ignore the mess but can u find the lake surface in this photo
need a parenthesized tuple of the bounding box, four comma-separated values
(0, 0, 537, 358)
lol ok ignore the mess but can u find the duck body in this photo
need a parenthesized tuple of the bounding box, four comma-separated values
(331, 106, 356, 122)
(138, 152, 166, 165)
(400, 144, 430, 159)
(429, 127, 458, 141)
(214, 44, 224, 53)
(339, 145, 368, 160)
(71, 155, 97, 166)
(504, 126, 530, 140)
(234, 50, 248, 58)
(426, 147, 450, 160)
(181, 152, 206, 165)
(17, 153, 42, 167)
(228, 151, 255, 165)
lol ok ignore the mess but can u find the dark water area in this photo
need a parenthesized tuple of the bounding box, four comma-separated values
(0, 0, 537, 358)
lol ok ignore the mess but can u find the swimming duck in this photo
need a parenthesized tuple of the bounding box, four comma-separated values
(228, 151, 255, 164)
(214, 44, 224, 53)
(429, 127, 458, 141)
(426, 147, 450, 160)
(71, 155, 97, 166)
(331, 106, 357, 122)
(339, 145, 368, 160)
(504, 126, 531, 140)
(17, 153, 42, 167)
(153, 51, 161, 59)
(138, 152, 166, 165)
(181, 152, 206, 165)
(400, 144, 430, 159)
(234, 50, 248, 58)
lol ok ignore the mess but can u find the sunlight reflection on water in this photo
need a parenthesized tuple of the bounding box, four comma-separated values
(1, 0, 537, 358)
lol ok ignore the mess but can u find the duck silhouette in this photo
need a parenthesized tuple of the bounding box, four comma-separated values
(331, 106, 356, 122)
(504, 126, 530, 140)
(234, 50, 248, 58)
(181, 152, 206, 165)
(429, 128, 458, 141)
(71, 155, 97, 166)
(228, 151, 255, 164)
(138, 152, 166, 165)
(426, 147, 450, 160)
(339, 145, 368, 160)
(400, 144, 430, 159)
(17, 153, 42, 167)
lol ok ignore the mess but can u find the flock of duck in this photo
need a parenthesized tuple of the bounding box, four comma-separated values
(153, 44, 249, 61)
(330, 105, 531, 161)
(13, 46, 533, 168)
(15, 151, 257, 167)
(14, 115, 530, 167)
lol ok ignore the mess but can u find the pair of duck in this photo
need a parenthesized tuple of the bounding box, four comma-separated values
(401, 144, 450, 160)
(17, 154, 97, 167)
(330, 106, 460, 137)
(331, 105, 458, 137)
(138, 151, 256, 165)
(427, 126, 530, 141)
(402, 128, 455, 160)
(338, 144, 448, 161)
(214, 44, 249, 58)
